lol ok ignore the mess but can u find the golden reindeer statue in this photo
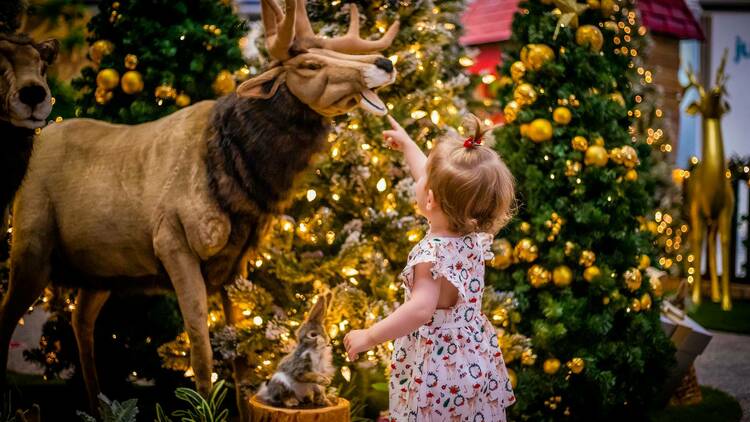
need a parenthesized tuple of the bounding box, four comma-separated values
(683, 50, 734, 311)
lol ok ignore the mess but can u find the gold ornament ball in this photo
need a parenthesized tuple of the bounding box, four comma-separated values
(528, 118, 553, 143)
(571, 135, 588, 151)
(594, 136, 605, 146)
(564, 241, 576, 256)
(96, 68, 120, 90)
(579, 250, 596, 267)
(638, 254, 651, 270)
(520, 123, 530, 138)
(585, 145, 609, 167)
(510, 61, 526, 82)
(514, 238, 539, 262)
(609, 147, 623, 164)
(565, 160, 582, 176)
(650, 277, 663, 298)
(121, 70, 144, 94)
(543, 358, 561, 374)
(176, 93, 191, 108)
(514, 83, 537, 106)
(155, 84, 177, 100)
(490, 239, 514, 270)
(553, 107, 572, 125)
(600, 0, 615, 15)
(631, 297, 642, 312)
(519, 221, 531, 233)
(583, 266, 601, 282)
(567, 357, 585, 374)
(619, 145, 639, 168)
(624, 268, 643, 291)
(90, 40, 114, 65)
(522, 44, 555, 71)
(94, 87, 113, 105)
(124, 54, 139, 70)
(610, 92, 626, 107)
(640, 293, 652, 310)
(213, 70, 236, 96)
(552, 265, 573, 287)
(504, 101, 520, 123)
(528, 265, 551, 288)
(624, 169, 638, 181)
(508, 368, 518, 389)
(576, 25, 604, 53)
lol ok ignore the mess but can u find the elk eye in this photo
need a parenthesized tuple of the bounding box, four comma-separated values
(308, 332, 318, 338)
(300, 62, 322, 70)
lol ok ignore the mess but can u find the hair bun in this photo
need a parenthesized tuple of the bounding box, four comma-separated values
(461, 114, 492, 147)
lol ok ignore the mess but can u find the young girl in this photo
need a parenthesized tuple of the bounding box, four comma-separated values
(344, 114, 516, 421)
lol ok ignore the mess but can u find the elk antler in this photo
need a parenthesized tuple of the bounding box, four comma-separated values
(681, 64, 705, 100)
(294, 0, 399, 54)
(713, 49, 730, 95)
(261, 0, 297, 60)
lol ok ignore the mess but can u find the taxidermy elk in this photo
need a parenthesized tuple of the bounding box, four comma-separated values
(0, 32, 59, 241)
(0, 0, 398, 418)
(683, 50, 734, 311)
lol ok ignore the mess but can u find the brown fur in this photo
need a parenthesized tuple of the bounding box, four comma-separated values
(0, 1, 397, 419)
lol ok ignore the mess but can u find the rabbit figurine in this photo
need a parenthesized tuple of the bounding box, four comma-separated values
(257, 294, 335, 407)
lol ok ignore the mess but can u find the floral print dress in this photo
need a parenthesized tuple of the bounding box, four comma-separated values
(389, 233, 515, 422)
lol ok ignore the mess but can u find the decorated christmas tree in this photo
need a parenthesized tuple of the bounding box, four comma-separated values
(72, 0, 247, 123)
(153, 0, 531, 418)
(487, 0, 674, 419)
(23, 0, 247, 389)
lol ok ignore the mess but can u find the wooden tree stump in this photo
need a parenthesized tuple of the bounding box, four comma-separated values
(249, 396, 350, 422)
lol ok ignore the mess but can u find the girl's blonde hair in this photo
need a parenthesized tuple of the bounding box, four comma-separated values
(426, 114, 515, 234)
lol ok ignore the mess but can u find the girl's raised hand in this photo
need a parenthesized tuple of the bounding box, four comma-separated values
(343, 329, 374, 361)
(382, 115, 412, 151)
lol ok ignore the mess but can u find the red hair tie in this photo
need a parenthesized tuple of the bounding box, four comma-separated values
(463, 136, 481, 148)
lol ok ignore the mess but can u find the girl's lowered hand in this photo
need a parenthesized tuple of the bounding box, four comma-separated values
(382, 115, 412, 151)
(344, 329, 374, 361)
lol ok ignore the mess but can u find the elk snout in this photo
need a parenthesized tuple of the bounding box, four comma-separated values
(374, 57, 394, 73)
(19, 84, 47, 107)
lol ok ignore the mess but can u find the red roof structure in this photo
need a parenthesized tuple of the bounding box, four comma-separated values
(460, 0, 704, 49)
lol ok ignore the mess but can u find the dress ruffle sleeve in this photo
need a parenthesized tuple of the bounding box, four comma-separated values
(399, 237, 468, 301)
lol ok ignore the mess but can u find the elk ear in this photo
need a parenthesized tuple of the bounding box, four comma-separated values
(236, 67, 286, 99)
(36, 39, 59, 64)
(685, 102, 701, 116)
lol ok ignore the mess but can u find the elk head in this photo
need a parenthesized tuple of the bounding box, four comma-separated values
(683, 49, 730, 119)
(237, 0, 399, 117)
(0, 33, 58, 129)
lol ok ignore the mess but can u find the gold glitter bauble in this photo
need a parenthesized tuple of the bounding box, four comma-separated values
(124, 54, 139, 70)
(212, 70, 236, 96)
(95, 87, 113, 105)
(571, 135, 588, 151)
(514, 83, 537, 106)
(96, 68, 120, 90)
(176, 93, 191, 107)
(155, 84, 177, 100)
(619, 145, 639, 168)
(579, 250, 596, 267)
(528, 265, 551, 288)
(640, 293, 652, 310)
(585, 145, 609, 167)
(90, 40, 114, 65)
(576, 25, 604, 53)
(553, 107, 572, 125)
(553, 265, 573, 287)
(624, 169, 638, 181)
(543, 358, 561, 374)
(624, 268, 643, 291)
(504, 101, 520, 123)
(521, 44, 555, 71)
(121, 70, 144, 94)
(528, 118, 553, 143)
(508, 368, 518, 389)
(514, 238, 538, 262)
(567, 357, 585, 374)
(490, 239, 513, 270)
(510, 61, 526, 82)
(610, 147, 623, 164)
(583, 266, 601, 282)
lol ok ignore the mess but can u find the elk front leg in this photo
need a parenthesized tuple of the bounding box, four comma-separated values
(156, 243, 212, 397)
(72, 289, 111, 415)
(221, 290, 252, 421)
(688, 209, 704, 305)
(706, 223, 721, 303)
(718, 205, 733, 311)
